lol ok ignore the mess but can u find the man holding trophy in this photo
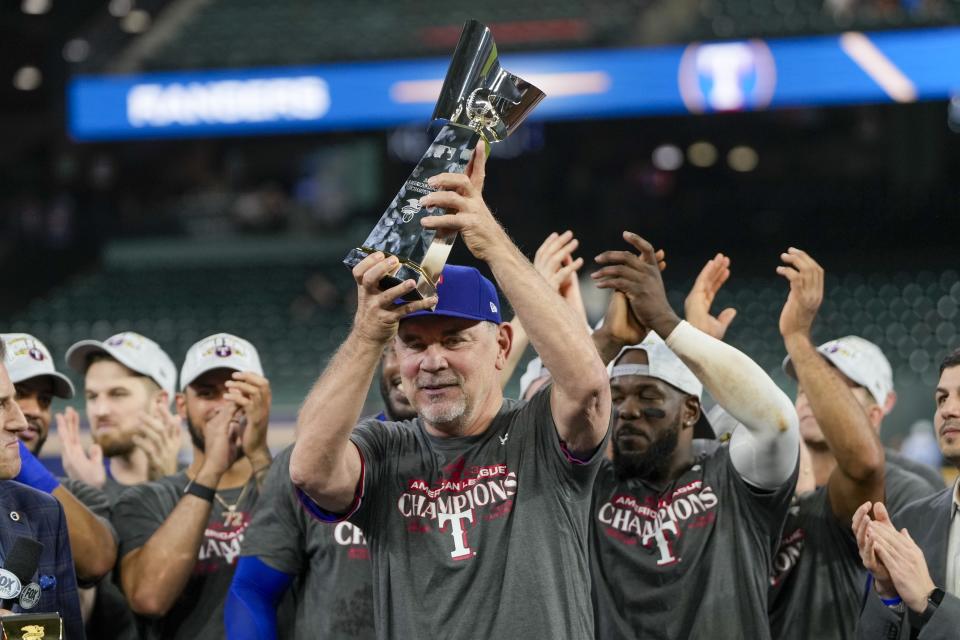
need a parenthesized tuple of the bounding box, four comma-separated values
(292, 21, 612, 638)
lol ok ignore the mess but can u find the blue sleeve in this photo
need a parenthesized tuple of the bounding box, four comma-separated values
(224, 556, 296, 640)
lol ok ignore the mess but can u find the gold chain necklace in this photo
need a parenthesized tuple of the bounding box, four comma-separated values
(213, 479, 252, 528)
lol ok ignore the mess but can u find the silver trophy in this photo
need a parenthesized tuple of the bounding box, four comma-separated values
(343, 20, 545, 302)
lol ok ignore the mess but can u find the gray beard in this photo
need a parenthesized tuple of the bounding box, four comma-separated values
(418, 398, 467, 427)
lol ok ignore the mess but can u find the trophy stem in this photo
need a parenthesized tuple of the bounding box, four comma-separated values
(344, 123, 481, 304)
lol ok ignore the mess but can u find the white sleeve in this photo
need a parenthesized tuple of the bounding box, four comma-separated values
(665, 321, 799, 489)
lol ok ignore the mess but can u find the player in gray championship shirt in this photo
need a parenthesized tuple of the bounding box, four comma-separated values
(226, 345, 416, 640)
(764, 249, 939, 640)
(587, 234, 800, 640)
(113, 333, 273, 640)
(291, 145, 612, 640)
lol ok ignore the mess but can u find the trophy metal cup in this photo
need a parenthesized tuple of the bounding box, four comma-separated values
(343, 19, 545, 302)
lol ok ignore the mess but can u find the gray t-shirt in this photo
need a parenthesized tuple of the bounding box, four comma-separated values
(768, 462, 940, 640)
(62, 477, 112, 521)
(309, 390, 605, 640)
(591, 445, 797, 640)
(242, 446, 374, 640)
(885, 448, 944, 492)
(113, 471, 258, 640)
(61, 477, 139, 640)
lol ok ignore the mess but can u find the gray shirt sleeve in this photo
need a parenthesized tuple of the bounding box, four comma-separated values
(528, 384, 608, 500)
(113, 477, 181, 560)
(61, 477, 112, 519)
(241, 447, 304, 575)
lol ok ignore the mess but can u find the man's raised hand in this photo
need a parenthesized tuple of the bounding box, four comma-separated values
(351, 252, 438, 345)
(777, 248, 824, 340)
(224, 371, 272, 461)
(56, 407, 106, 489)
(133, 402, 182, 481)
(592, 231, 678, 339)
(419, 145, 510, 262)
(685, 253, 737, 341)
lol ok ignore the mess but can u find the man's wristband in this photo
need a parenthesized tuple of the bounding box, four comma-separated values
(911, 587, 945, 629)
(183, 480, 216, 502)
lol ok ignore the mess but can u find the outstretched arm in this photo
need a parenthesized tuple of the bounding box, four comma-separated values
(14, 442, 117, 582)
(421, 146, 610, 455)
(778, 248, 883, 522)
(593, 232, 798, 489)
(290, 254, 437, 512)
(225, 556, 295, 640)
(501, 230, 587, 389)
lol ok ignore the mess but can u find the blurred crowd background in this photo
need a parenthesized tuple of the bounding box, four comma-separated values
(3, 0, 960, 472)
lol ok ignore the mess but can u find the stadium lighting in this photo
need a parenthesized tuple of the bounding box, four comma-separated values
(108, 0, 132, 18)
(63, 38, 91, 63)
(21, 0, 51, 15)
(121, 9, 151, 33)
(688, 142, 717, 168)
(727, 146, 759, 172)
(13, 66, 42, 91)
(651, 144, 683, 171)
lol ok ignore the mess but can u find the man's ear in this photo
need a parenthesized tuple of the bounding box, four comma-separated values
(682, 396, 701, 431)
(496, 322, 514, 371)
(883, 391, 897, 416)
(175, 393, 187, 420)
(867, 403, 884, 431)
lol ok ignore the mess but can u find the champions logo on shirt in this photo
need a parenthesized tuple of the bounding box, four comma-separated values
(396, 457, 517, 561)
(196, 514, 251, 575)
(597, 480, 718, 566)
(333, 522, 370, 560)
(770, 525, 805, 586)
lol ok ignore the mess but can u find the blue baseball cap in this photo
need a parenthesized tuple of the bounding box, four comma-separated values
(403, 264, 502, 324)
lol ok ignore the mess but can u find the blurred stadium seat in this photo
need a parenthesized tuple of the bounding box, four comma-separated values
(7, 258, 353, 413)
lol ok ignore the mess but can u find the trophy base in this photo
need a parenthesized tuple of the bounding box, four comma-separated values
(1, 612, 63, 639)
(343, 248, 439, 305)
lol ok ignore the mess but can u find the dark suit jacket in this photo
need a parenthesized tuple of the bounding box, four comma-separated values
(0, 480, 84, 639)
(856, 486, 960, 639)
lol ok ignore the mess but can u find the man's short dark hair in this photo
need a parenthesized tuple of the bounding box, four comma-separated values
(0, 339, 5, 361)
(939, 348, 960, 376)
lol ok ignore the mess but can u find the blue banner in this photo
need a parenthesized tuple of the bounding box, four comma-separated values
(68, 26, 960, 141)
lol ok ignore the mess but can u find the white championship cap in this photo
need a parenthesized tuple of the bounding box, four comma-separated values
(1, 333, 75, 399)
(66, 331, 177, 398)
(609, 332, 714, 439)
(782, 335, 893, 407)
(179, 333, 263, 391)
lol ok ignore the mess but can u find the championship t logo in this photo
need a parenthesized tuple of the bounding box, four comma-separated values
(438, 508, 476, 560)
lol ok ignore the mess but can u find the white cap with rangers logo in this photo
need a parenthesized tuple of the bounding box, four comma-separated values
(782, 335, 893, 407)
(179, 333, 263, 391)
(1, 333, 75, 399)
(65, 331, 178, 398)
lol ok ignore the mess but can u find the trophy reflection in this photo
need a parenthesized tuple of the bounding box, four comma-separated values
(343, 19, 545, 302)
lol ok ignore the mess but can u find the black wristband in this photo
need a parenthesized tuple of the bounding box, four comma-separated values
(183, 480, 215, 503)
(910, 587, 945, 630)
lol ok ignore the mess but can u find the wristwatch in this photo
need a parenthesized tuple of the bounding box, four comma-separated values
(909, 587, 945, 629)
(183, 479, 216, 502)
